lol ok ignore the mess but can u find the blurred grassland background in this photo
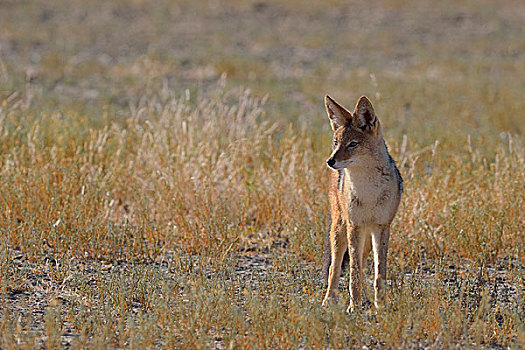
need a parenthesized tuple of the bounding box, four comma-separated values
(0, 0, 524, 348)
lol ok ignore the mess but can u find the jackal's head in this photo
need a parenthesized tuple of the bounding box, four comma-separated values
(325, 95, 383, 170)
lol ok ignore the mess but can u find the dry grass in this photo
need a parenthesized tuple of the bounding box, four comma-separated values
(0, 0, 524, 348)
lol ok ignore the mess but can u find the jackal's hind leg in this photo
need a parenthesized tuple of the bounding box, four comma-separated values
(372, 224, 390, 309)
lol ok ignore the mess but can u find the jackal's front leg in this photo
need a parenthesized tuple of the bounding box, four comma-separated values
(322, 218, 346, 307)
(347, 225, 365, 313)
(371, 224, 390, 309)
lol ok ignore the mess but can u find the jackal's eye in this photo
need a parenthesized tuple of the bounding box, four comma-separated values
(347, 141, 359, 150)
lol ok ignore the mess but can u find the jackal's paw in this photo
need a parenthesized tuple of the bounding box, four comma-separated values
(322, 295, 338, 307)
(373, 300, 389, 312)
(347, 299, 370, 313)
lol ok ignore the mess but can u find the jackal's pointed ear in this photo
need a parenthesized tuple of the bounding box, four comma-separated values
(353, 96, 378, 132)
(325, 95, 352, 131)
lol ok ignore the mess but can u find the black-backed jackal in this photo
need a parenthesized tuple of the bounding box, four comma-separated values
(322, 95, 402, 312)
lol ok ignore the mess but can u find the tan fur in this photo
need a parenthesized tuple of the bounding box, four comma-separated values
(322, 95, 402, 312)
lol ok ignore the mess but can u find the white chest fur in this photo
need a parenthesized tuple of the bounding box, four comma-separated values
(342, 166, 399, 226)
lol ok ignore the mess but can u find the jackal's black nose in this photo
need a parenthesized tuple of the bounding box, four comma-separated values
(326, 158, 335, 167)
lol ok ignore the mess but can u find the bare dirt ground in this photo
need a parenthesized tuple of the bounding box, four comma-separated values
(4, 247, 523, 348)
